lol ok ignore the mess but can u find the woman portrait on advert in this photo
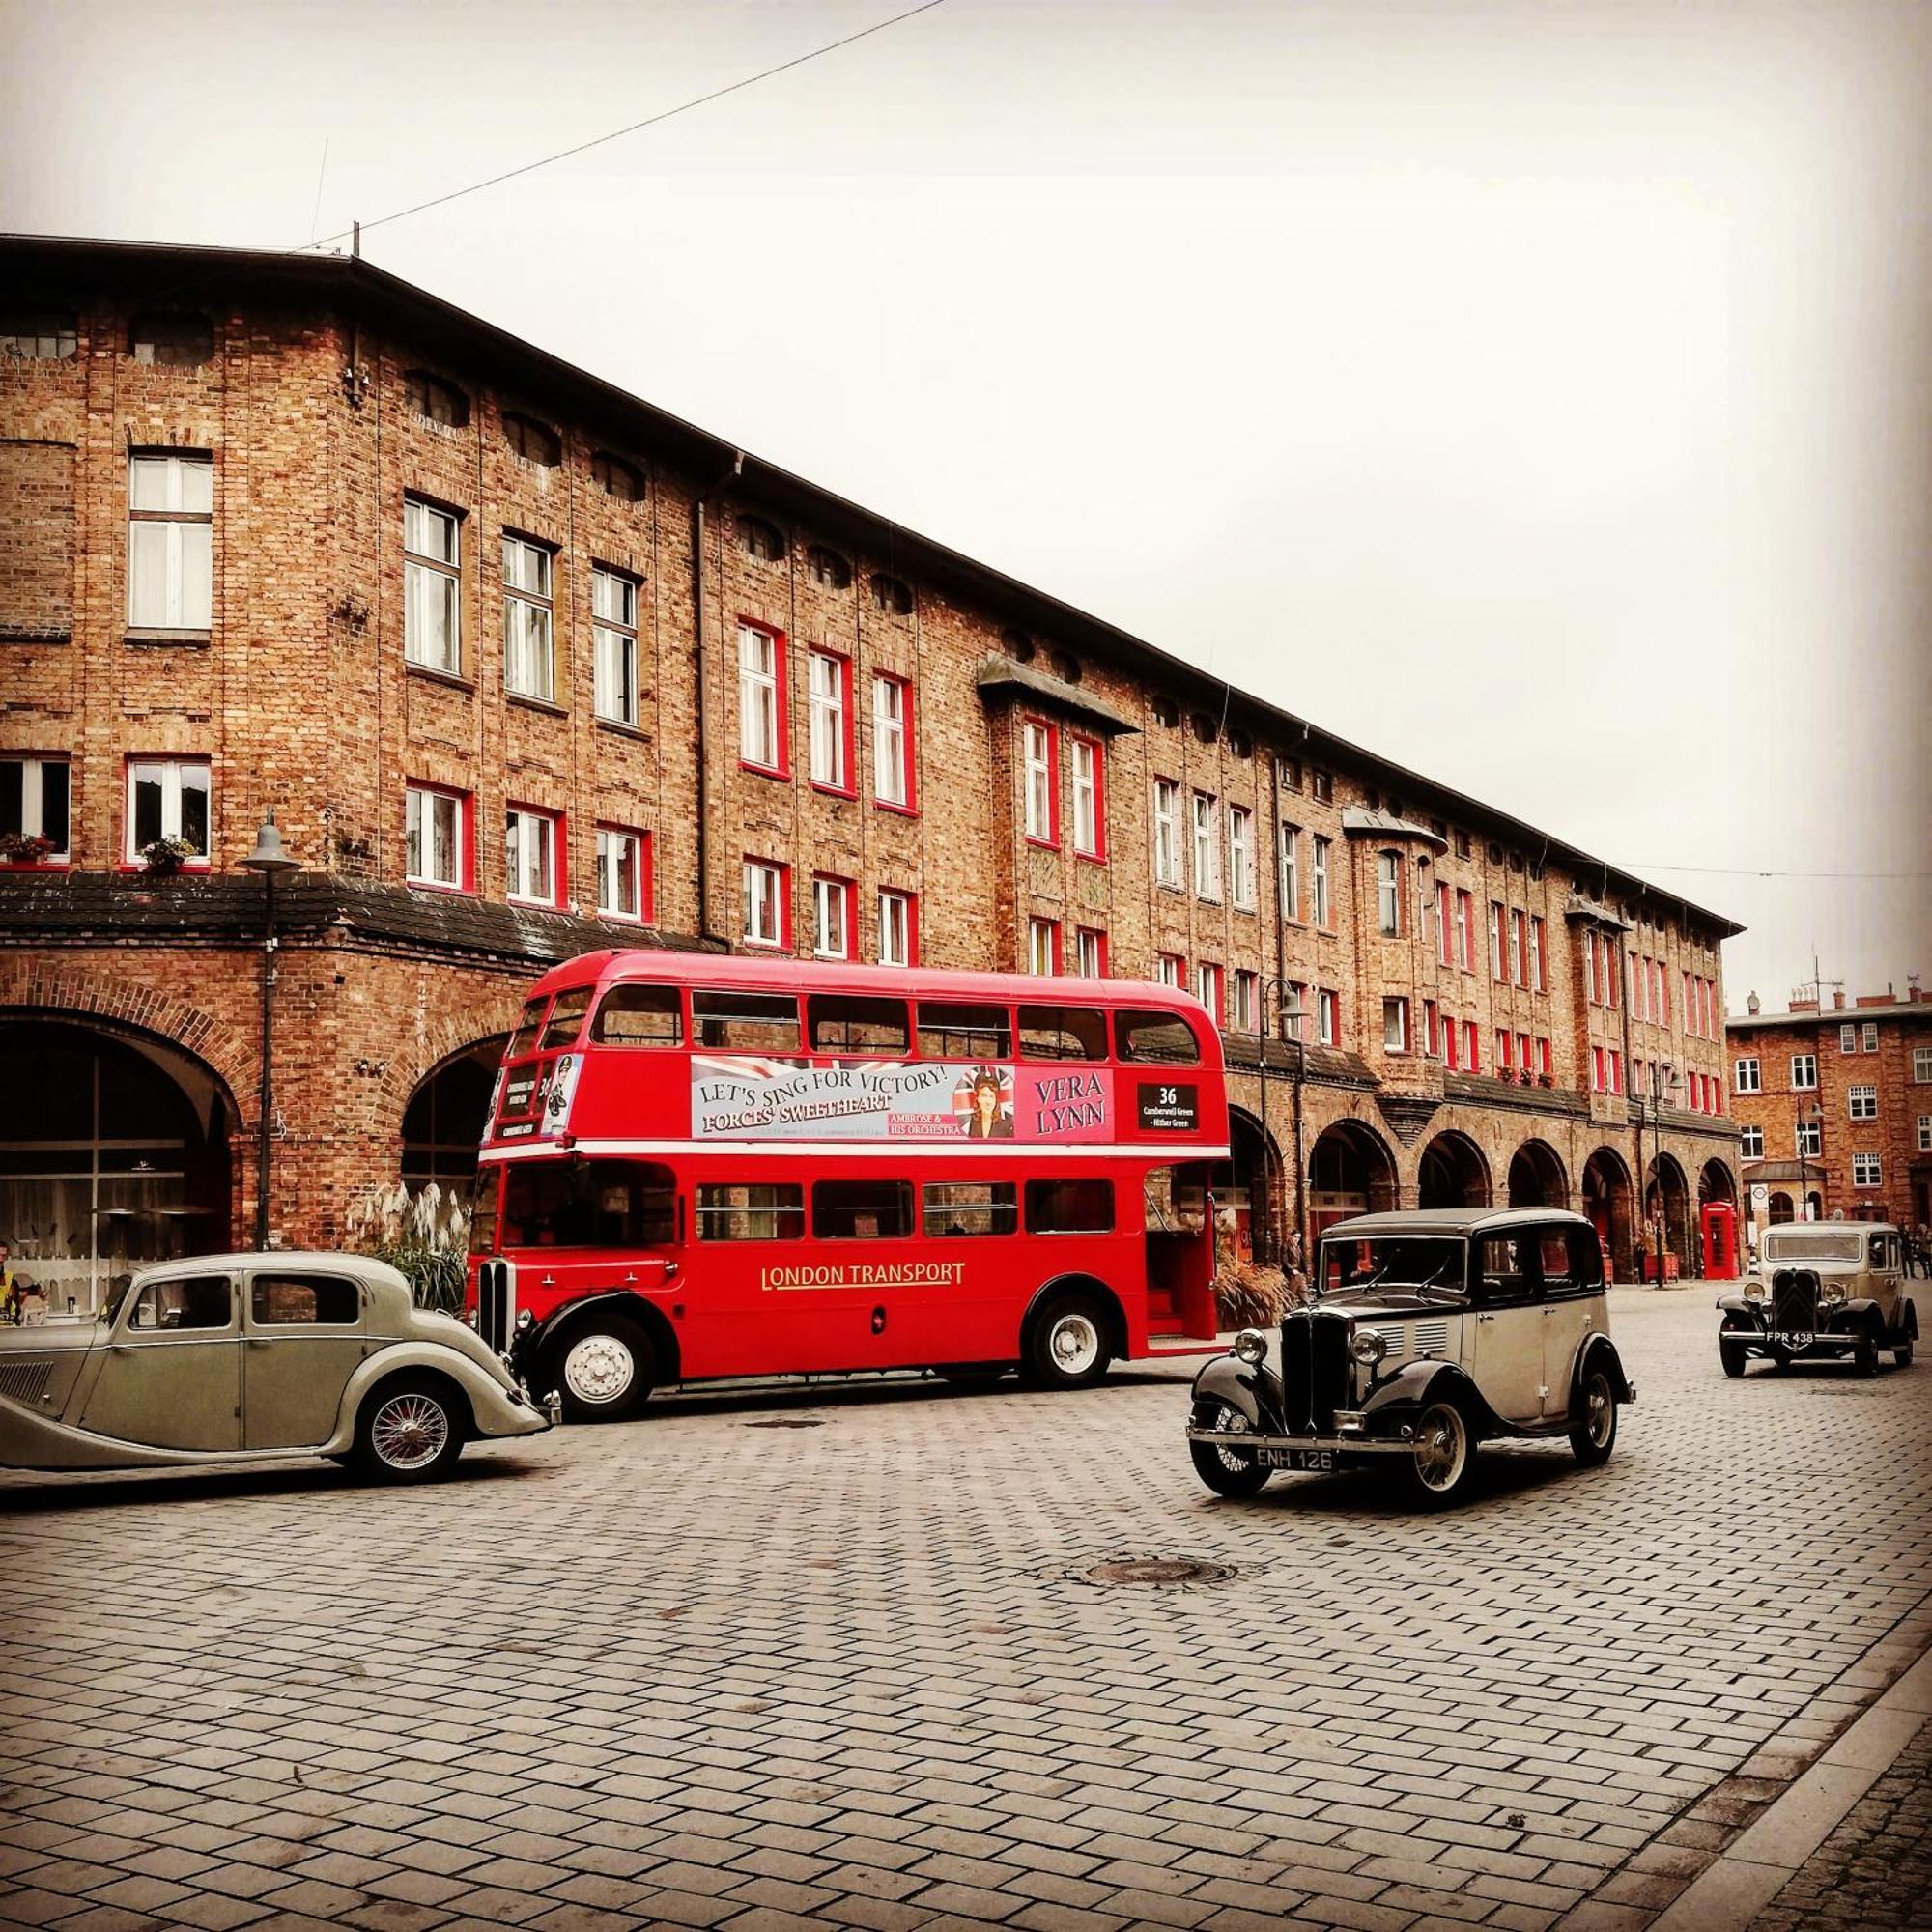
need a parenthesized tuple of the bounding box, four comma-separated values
(961, 1067, 1014, 1139)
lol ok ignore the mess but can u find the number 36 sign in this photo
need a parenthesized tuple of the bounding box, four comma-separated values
(1136, 1081, 1199, 1133)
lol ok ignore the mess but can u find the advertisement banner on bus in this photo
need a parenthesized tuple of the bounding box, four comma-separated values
(691, 1058, 1115, 1143)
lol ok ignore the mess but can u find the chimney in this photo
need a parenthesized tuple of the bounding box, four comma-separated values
(1747, 991, 1761, 1015)
(1833, 989, 1846, 1009)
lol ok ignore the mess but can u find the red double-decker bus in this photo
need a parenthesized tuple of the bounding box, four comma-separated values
(467, 951, 1231, 1419)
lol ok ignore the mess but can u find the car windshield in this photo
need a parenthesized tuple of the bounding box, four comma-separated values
(1317, 1236, 1466, 1299)
(1762, 1231, 1863, 1264)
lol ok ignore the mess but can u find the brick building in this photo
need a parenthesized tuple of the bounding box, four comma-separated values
(1727, 982, 1932, 1239)
(0, 235, 1744, 1311)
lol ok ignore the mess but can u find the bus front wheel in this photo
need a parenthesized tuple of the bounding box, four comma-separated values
(549, 1318, 653, 1423)
(1024, 1294, 1113, 1391)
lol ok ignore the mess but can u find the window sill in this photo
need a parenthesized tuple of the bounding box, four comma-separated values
(406, 877, 472, 896)
(742, 936, 784, 951)
(117, 862, 212, 876)
(0, 629, 71, 645)
(1, 860, 71, 872)
(1024, 835, 1061, 853)
(404, 661, 474, 695)
(739, 761, 791, 782)
(810, 782, 859, 803)
(126, 630, 211, 648)
(1155, 880, 1186, 895)
(873, 798, 918, 819)
(1075, 847, 1107, 866)
(506, 692, 567, 719)
(594, 716, 650, 742)
(508, 894, 565, 911)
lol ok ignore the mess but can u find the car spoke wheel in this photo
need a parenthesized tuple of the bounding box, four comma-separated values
(352, 1377, 465, 1483)
(550, 1320, 652, 1423)
(1189, 1401, 1270, 1498)
(1569, 1367, 1618, 1466)
(1024, 1294, 1113, 1391)
(1400, 1399, 1474, 1505)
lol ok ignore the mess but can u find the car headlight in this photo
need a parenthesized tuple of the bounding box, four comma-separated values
(1744, 1281, 1764, 1302)
(1349, 1327, 1388, 1367)
(1232, 1328, 1268, 1366)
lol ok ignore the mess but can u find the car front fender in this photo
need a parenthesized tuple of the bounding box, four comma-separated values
(1188, 1354, 1285, 1435)
(1361, 1360, 1507, 1436)
(320, 1342, 550, 1455)
(1716, 1296, 1762, 1322)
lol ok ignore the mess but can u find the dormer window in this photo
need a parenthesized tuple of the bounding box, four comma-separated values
(1152, 696, 1179, 728)
(1001, 626, 1036, 663)
(870, 572, 912, 615)
(1229, 730, 1252, 759)
(0, 311, 76, 360)
(503, 412, 561, 467)
(807, 544, 851, 589)
(130, 314, 212, 367)
(591, 451, 645, 502)
(738, 515, 786, 563)
(405, 370, 469, 427)
(1190, 712, 1217, 746)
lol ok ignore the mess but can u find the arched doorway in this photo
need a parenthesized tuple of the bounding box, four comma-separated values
(402, 1041, 504, 1192)
(1309, 1120, 1398, 1236)
(1418, 1131, 1492, 1209)
(1768, 1191, 1794, 1225)
(1583, 1147, 1634, 1282)
(1698, 1159, 1737, 1208)
(0, 1018, 236, 1316)
(1216, 1106, 1280, 1264)
(1508, 1140, 1569, 1208)
(1645, 1152, 1691, 1275)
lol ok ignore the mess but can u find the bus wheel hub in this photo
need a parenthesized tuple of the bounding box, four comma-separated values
(562, 1334, 635, 1403)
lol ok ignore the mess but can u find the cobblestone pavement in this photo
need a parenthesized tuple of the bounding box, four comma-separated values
(3, 1288, 1931, 1932)
(1752, 1723, 1932, 1931)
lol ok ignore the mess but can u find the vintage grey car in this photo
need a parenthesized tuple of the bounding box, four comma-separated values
(1186, 1207, 1634, 1506)
(1717, 1222, 1917, 1377)
(0, 1253, 552, 1481)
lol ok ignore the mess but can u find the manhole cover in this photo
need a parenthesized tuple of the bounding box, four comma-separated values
(746, 1417, 825, 1430)
(1078, 1556, 1237, 1587)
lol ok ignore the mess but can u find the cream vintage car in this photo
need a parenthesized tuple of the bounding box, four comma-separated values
(1718, 1222, 1917, 1376)
(0, 1253, 553, 1482)
(1186, 1207, 1634, 1506)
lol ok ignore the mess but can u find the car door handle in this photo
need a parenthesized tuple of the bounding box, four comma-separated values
(1477, 1312, 1496, 1323)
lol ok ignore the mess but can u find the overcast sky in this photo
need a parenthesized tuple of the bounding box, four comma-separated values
(5, 0, 1927, 1011)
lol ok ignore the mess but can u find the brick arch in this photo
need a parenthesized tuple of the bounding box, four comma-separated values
(0, 959, 257, 1117)
(369, 1000, 525, 1139)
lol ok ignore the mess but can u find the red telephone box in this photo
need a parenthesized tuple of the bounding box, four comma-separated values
(1701, 1202, 1739, 1281)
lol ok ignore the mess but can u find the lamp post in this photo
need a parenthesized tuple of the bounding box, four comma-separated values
(1642, 1061, 1681, 1284)
(242, 810, 298, 1251)
(1247, 978, 1308, 1266)
(1795, 1099, 1823, 1221)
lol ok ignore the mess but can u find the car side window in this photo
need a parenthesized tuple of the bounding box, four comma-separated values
(128, 1275, 234, 1331)
(1475, 1236, 1537, 1305)
(250, 1274, 360, 1325)
(1537, 1232, 1575, 1291)
(1568, 1228, 1605, 1289)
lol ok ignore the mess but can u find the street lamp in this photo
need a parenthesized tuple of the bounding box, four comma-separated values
(1795, 1099, 1823, 1222)
(242, 810, 298, 1251)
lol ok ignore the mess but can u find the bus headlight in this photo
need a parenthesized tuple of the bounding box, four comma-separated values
(1349, 1327, 1388, 1367)
(1233, 1329, 1268, 1366)
(515, 1308, 534, 1331)
(464, 1310, 479, 1329)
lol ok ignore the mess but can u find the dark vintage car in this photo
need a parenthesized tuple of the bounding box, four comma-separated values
(0, 1253, 553, 1482)
(1185, 1207, 1634, 1506)
(1717, 1223, 1917, 1377)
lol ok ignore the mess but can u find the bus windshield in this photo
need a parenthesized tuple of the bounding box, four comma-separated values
(502, 1159, 676, 1248)
(1318, 1236, 1466, 1299)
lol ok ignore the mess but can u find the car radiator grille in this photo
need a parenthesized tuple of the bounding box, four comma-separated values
(0, 1358, 54, 1406)
(1280, 1310, 1351, 1432)
(1773, 1269, 1819, 1335)
(477, 1259, 516, 1355)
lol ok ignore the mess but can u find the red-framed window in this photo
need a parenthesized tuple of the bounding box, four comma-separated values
(1423, 999, 1439, 1058)
(1070, 734, 1106, 860)
(1510, 910, 1525, 987)
(594, 824, 650, 923)
(125, 755, 212, 871)
(1436, 882, 1451, 965)
(1074, 925, 1108, 979)
(1027, 914, 1062, 976)
(1444, 1016, 1461, 1070)
(1516, 1032, 1531, 1076)
(1462, 1019, 1479, 1071)
(404, 780, 472, 894)
(872, 673, 916, 813)
(1319, 988, 1341, 1048)
(1154, 951, 1184, 988)
(737, 620, 789, 778)
(1231, 968, 1258, 1031)
(812, 873, 857, 960)
(3, 753, 72, 867)
(807, 647, 855, 796)
(1593, 1045, 1606, 1093)
(877, 888, 917, 968)
(1022, 716, 1059, 846)
(1529, 917, 1546, 992)
(1608, 1049, 1622, 1096)
(1539, 1037, 1552, 1077)
(743, 856, 790, 949)
(1488, 901, 1504, 981)
(506, 803, 566, 908)
(1496, 1029, 1513, 1074)
(1194, 962, 1225, 1027)
(1382, 997, 1409, 1054)
(1456, 890, 1475, 971)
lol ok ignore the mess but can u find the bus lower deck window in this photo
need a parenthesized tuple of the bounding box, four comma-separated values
(1026, 1178, 1114, 1233)
(917, 1002, 1012, 1060)
(923, 1181, 1017, 1236)
(696, 1182, 805, 1240)
(1116, 1010, 1201, 1065)
(694, 991, 801, 1051)
(593, 983, 683, 1045)
(811, 1179, 914, 1239)
(1017, 1005, 1107, 1062)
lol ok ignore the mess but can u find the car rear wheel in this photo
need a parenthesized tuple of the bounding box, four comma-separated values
(550, 1319, 653, 1423)
(1398, 1399, 1476, 1506)
(1569, 1367, 1618, 1466)
(1719, 1332, 1748, 1378)
(352, 1377, 466, 1483)
(1189, 1402, 1270, 1498)
(1024, 1294, 1113, 1391)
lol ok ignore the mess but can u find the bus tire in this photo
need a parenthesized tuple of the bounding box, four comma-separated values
(549, 1317, 653, 1423)
(1024, 1293, 1113, 1391)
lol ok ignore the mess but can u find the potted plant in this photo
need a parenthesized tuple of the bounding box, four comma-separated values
(140, 835, 197, 878)
(0, 831, 57, 866)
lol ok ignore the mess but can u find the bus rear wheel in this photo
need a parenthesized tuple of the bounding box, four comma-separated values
(1024, 1294, 1113, 1391)
(549, 1318, 653, 1423)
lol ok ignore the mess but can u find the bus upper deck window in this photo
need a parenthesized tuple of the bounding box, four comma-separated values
(810, 995, 909, 1054)
(593, 984, 683, 1046)
(1116, 1009, 1201, 1065)
(506, 997, 547, 1059)
(693, 990, 801, 1051)
(540, 987, 593, 1050)
(1017, 1005, 1108, 1062)
(917, 1002, 1011, 1060)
